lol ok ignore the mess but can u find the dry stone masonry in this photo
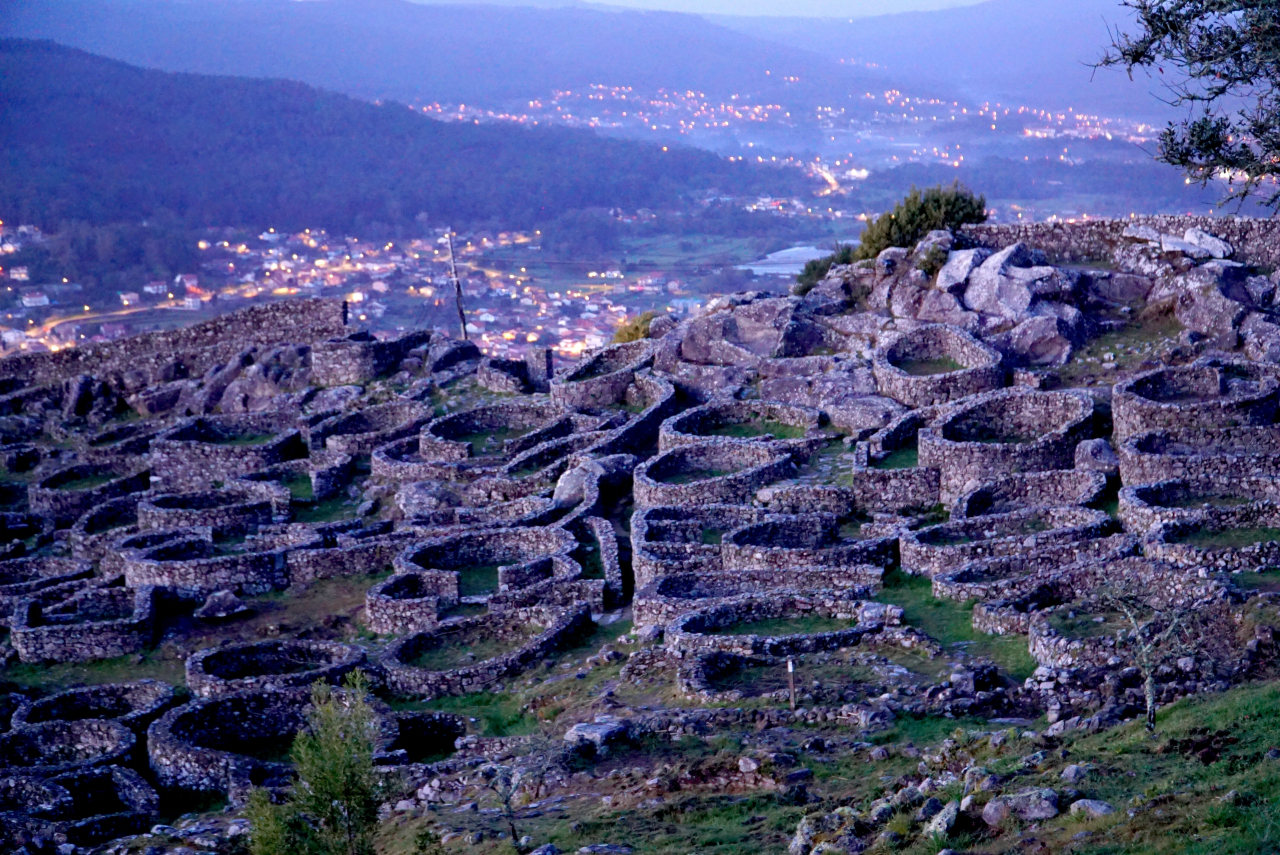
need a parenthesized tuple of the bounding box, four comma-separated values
(4, 219, 1280, 853)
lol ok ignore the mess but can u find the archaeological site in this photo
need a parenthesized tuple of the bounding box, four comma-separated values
(6, 216, 1280, 855)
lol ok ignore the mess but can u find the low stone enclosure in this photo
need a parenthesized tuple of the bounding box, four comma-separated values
(664, 593, 902, 659)
(918, 388, 1096, 501)
(657, 400, 823, 453)
(380, 603, 594, 699)
(186, 640, 367, 698)
(633, 441, 797, 507)
(1117, 424, 1280, 485)
(12, 680, 177, 734)
(308, 400, 434, 455)
(28, 462, 150, 527)
(9, 585, 160, 664)
(550, 339, 654, 408)
(150, 413, 307, 492)
(872, 324, 1004, 407)
(393, 526, 579, 603)
(1112, 360, 1280, 441)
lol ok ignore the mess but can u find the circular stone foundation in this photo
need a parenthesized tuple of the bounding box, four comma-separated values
(186, 640, 367, 698)
(0, 719, 136, 776)
(13, 680, 177, 734)
(872, 324, 1004, 407)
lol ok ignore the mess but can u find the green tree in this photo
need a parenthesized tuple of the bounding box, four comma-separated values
(1100, 1, 1280, 210)
(793, 183, 986, 296)
(246, 671, 390, 855)
(853, 183, 986, 261)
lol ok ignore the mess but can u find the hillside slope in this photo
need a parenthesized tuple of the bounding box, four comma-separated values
(0, 39, 806, 231)
(717, 0, 1174, 121)
(0, 0, 896, 109)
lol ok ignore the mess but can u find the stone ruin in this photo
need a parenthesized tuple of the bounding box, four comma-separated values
(3, 217, 1280, 853)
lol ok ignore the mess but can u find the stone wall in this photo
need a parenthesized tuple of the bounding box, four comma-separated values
(186, 640, 366, 698)
(1117, 426, 1280, 485)
(150, 414, 307, 492)
(550, 340, 654, 408)
(1112, 362, 1280, 442)
(872, 324, 1004, 408)
(0, 299, 347, 388)
(310, 329, 433, 386)
(919, 388, 1096, 500)
(633, 441, 795, 507)
(380, 603, 593, 699)
(28, 464, 150, 528)
(900, 506, 1115, 577)
(950, 470, 1108, 519)
(10, 585, 159, 663)
(961, 216, 1280, 267)
(0, 557, 94, 625)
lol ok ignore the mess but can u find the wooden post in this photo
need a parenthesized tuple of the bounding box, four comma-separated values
(787, 657, 796, 710)
(446, 231, 468, 341)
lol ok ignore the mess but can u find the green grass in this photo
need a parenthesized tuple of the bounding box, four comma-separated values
(1048, 610, 1127, 640)
(700, 527, 724, 546)
(455, 563, 501, 597)
(403, 622, 538, 671)
(704, 420, 808, 441)
(706, 615, 853, 637)
(1161, 494, 1255, 510)
(872, 446, 919, 470)
(1171, 526, 1280, 550)
(657, 468, 734, 485)
(282, 472, 314, 501)
(874, 569, 1037, 680)
(391, 692, 536, 737)
(292, 495, 357, 524)
(51, 472, 117, 491)
(893, 356, 964, 376)
(2, 648, 185, 692)
(454, 426, 532, 458)
(1231, 569, 1280, 593)
(211, 432, 277, 446)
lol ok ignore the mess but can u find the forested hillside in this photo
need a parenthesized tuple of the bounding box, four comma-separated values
(0, 39, 807, 233)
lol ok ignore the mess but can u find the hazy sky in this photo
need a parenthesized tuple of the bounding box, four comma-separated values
(407, 0, 991, 18)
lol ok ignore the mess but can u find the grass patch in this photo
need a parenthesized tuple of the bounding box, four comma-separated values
(292, 495, 356, 524)
(403, 622, 538, 671)
(704, 420, 808, 441)
(1231, 569, 1280, 593)
(391, 692, 536, 737)
(700, 527, 724, 546)
(282, 472, 314, 501)
(455, 563, 501, 597)
(893, 356, 964, 376)
(872, 446, 919, 470)
(454, 426, 532, 458)
(211, 432, 276, 446)
(657, 468, 735, 485)
(706, 615, 853, 637)
(1171, 526, 1280, 550)
(52, 472, 117, 491)
(875, 569, 1036, 680)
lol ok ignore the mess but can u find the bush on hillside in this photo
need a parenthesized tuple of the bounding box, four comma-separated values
(794, 184, 987, 295)
(613, 311, 655, 343)
(854, 183, 987, 261)
(794, 244, 855, 296)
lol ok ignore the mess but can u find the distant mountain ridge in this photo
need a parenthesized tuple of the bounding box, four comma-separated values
(0, 38, 803, 231)
(0, 0, 897, 109)
(714, 0, 1175, 121)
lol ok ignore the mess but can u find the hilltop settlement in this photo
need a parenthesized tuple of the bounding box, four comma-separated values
(5, 215, 1280, 855)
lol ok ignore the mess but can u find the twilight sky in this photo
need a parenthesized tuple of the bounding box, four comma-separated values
(406, 0, 991, 17)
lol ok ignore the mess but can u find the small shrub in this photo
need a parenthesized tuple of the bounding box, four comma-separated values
(794, 244, 855, 295)
(246, 671, 390, 855)
(613, 311, 655, 343)
(854, 183, 987, 261)
(916, 245, 949, 277)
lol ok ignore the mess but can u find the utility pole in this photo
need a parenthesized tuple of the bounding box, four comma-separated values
(446, 231, 468, 341)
